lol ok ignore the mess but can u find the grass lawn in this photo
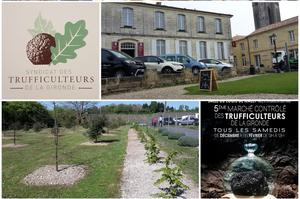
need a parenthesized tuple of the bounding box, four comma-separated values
(143, 127, 199, 183)
(2, 126, 128, 198)
(185, 72, 298, 95)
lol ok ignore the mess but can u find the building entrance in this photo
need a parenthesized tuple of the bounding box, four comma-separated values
(120, 42, 136, 57)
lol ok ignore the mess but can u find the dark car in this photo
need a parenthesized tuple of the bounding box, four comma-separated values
(163, 117, 175, 125)
(101, 48, 146, 78)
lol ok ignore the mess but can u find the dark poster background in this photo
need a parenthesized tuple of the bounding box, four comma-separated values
(201, 101, 298, 198)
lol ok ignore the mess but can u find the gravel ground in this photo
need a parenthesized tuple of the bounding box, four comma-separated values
(103, 75, 297, 99)
(2, 144, 28, 148)
(80, 141, 109, 146)
(121, 129, 199, 198)
(161, 127, 199, 138)
(2, 137, 13, 140)
(23, 165, 86, 186)
(102, 134, 117, 137)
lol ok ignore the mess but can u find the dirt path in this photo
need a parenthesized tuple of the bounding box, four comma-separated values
(120, 129, 199, 198)
(103, 74, 297, 99)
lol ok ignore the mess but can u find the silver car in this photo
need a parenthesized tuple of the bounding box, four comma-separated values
(134, 56, 184, 73)
(199, 59, 233, 72)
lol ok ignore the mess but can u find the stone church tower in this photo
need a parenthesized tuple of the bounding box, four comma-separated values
(252, 2, 281, 30)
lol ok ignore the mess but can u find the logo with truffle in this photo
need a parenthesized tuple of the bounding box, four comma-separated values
(26, 14, 88, 65)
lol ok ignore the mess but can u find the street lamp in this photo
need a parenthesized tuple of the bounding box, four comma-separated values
(271, 33, 279, 72)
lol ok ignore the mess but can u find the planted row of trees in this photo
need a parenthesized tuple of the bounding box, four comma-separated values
(133, 125, 189, 197)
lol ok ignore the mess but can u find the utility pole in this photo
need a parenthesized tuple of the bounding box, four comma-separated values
(53, 102, 59, 172)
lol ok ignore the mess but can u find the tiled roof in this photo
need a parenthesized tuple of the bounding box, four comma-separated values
(249, 16, 298, 36)
(232, 35, 246, 41)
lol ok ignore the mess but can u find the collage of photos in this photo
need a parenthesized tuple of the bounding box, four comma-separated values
(1, 0, 299, 199)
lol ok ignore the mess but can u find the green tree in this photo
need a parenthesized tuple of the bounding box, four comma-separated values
(52, 107, 77, 128)
(2, 101, 53, 131)
(86, 115, 108, 143)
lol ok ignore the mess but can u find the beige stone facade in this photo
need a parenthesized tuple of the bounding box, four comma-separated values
(232, 16, 298, 73)
(102, 2, 233, 61)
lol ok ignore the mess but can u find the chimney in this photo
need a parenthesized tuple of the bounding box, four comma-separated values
(156, 2, 162, 6)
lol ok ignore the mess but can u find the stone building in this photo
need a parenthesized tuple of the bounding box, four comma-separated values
(101, 2, 233, 61)
(232, 16, 298, 73)
(252, 2, 281, 30)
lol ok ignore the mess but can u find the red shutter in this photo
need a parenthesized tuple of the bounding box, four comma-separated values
(112, 42, 118, 51)
(232, 41, 236, 48)
(138, 42, 144, 56)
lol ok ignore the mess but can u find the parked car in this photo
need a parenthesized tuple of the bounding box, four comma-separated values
(272, 50, 298, 70)
(163, 117, 176, 125)
(101, 48, 146, 78)
(134, 56, 184, 73)
(159, 54, 207, 74)
(178, 115, 199, 125)
(199, 59, 233, 72)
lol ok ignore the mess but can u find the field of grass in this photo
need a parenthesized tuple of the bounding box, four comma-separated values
(2, 126, 128, 198)
(143, 127, 199, 183)
(185, 72, 298, 95)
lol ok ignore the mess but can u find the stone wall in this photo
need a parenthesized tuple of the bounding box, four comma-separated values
(102, 68, 236, 95)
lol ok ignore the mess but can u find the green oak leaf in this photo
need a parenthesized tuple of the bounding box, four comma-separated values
(28, 13, 56, 37)
(50, 20, 88, 65)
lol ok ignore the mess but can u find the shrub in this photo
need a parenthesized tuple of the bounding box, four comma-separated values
(86, 115, 107, 143)
(145, 134, 160, 164)
(168, 132, 185, 140)
(51, 127, 60, 135)
(160, 129, 169, 136)
(108, 117, 126, 129)
(158, 128, 164, 134)
(32, 122, 44, 132)
(138, 131, 147, 143)
(154, 152, 189, 197)
(23, 123, 31, 131)
(178, 136, 199, 147)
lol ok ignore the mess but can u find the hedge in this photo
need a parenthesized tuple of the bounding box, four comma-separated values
(168, 132, 185, 140)
(160, 129, 169, 136)
(178, 136, 199, 147)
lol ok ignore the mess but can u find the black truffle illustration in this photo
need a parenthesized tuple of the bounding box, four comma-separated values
(26, 33, 56, 65)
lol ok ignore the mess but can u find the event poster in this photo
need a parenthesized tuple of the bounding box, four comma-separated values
(201, 101, 298, 198)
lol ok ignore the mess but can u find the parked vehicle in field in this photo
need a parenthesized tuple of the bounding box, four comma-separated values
(199, 59, 233, 72)
(163, 117, 176, 125)
(272, 50, 298, 70)
(134, 56, 184, 73)
(101, 48, 146, 78)
(159, 54, 207, 74)
(178, 115, 199, 125)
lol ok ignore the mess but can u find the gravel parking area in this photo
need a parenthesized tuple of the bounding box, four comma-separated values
(121, 129, 198, 198)
(23, 165, 86, 186)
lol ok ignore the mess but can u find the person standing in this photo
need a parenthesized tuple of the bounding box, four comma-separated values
(159, 115, 163, 127)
